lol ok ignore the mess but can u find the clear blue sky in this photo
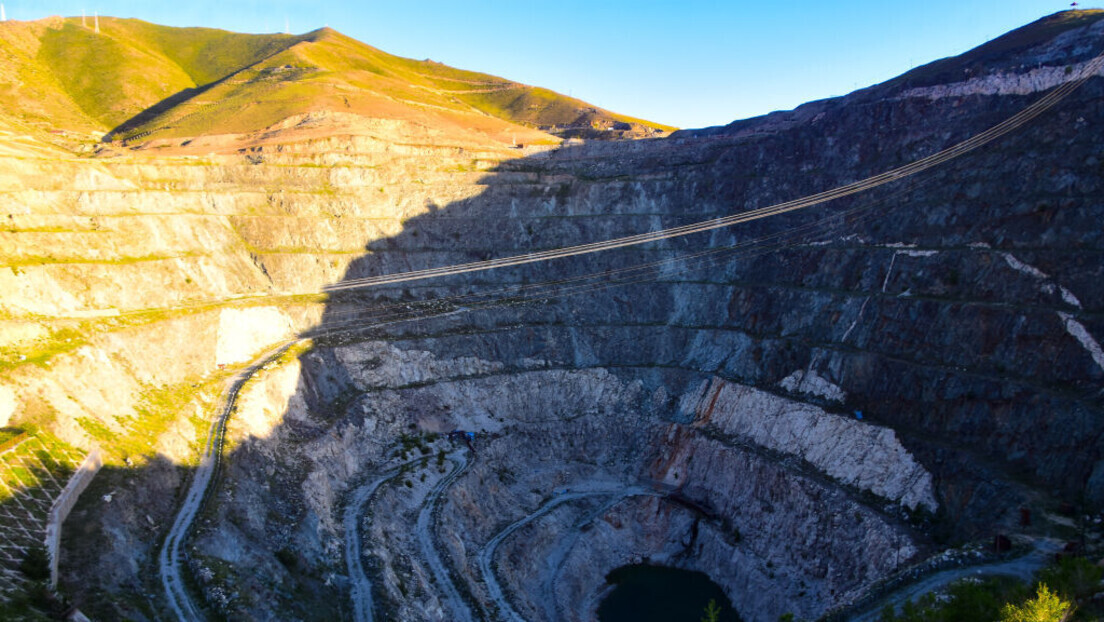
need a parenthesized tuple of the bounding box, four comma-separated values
(4, 1, 1096, 128)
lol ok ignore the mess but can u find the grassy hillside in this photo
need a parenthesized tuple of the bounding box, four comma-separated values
(109, 26, 675, 142)
(38, 21, 198, 128)
(0, 18, 103, 136)
(0, 17, 672, 146)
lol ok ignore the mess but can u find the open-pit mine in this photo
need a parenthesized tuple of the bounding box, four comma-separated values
(1, 10, 1103, 622)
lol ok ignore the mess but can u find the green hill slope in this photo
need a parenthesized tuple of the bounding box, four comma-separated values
(0, 17, 673, 145)
(0, 18, 104, 135)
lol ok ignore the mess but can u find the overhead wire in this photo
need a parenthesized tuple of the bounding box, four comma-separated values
(79, 49, 1103, 329)
(314, 165, 934, 333)
(314, 196, 882, 324)
(308, 180, 922, 337)
(323, 50, 1104, 293)
(311, 49, 1104, 336)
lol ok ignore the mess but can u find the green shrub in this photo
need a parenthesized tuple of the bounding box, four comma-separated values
(881, 576, 1028, 622)
(19, 547, 50, 582)
(1037, 556, 1102, 601)
(1000, 583, 1071, 622)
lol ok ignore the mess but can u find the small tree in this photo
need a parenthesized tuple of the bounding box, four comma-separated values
(1000, 583, 1071, 622)
(701, 598, 721, 622)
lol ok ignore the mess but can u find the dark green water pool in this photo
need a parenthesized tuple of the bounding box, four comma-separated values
(597, 564, 741, 622)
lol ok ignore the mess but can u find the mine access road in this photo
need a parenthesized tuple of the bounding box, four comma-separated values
(345, 447, 472, 622)
(159, 341, 298, 622)
(477, 483, 663, 622)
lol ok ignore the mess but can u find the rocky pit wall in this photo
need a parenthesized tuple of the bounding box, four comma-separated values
(0, 120, 535, 458)
(0, 126, 542, 616)
(196, 339, 926, 621)
(0, 16, 1099, 621)
(199, 50, 1104, 620)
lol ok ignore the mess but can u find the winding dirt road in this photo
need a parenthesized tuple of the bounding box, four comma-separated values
(478, 484, 662, 621)
(343, 446, 474, 622)
(159, 342, 297, 622)
(415, 449, 473, 622)
(344, 456, 430, 622)
(849, 538, 1061, 621)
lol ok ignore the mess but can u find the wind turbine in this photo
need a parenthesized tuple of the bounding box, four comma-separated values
(95, 11, 100, 34)
(1, 4, 6, 22)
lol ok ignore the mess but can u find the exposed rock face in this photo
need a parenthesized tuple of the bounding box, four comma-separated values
(900, 59, 1104, 99)
(215, 307, 296, 366)
(682, 377, 937, 512)
(197, 341, 921, 621)
(0, 10, 1099, 622)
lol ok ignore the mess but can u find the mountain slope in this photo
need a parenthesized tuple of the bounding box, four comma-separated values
(0, 17, 673, 146)
(679, 9, 1104, 139)
(36, 19, 301, 129)
(889, 8, 1104, 90)
(0, 17, 104, 135)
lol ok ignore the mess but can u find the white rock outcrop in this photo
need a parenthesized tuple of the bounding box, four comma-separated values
(215, 307, 294, 366)
(230, 356, 306, 442)
(0, 385, 15, 427)
(684, 377, 938, 511)
(778, 369, 846, 403)
(901, 58, 1104, 100)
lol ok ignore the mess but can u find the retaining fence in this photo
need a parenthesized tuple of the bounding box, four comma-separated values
(0, 432, 30, 456)
(45, 449, 102, 588)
